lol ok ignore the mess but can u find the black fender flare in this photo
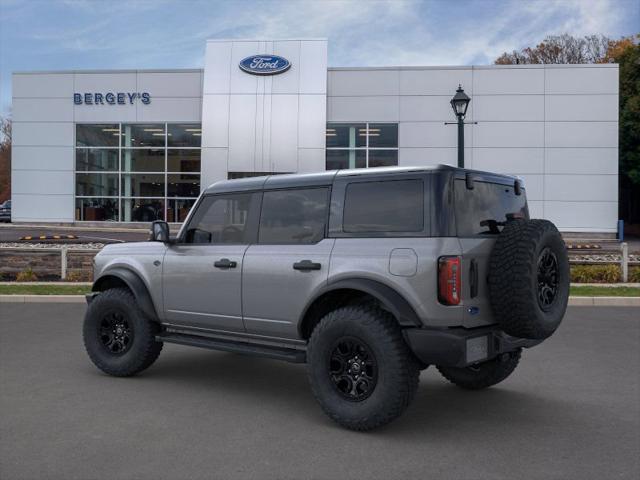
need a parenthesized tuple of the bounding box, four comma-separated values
(92, 267, 159, 320)
(299, 278, 422, 334)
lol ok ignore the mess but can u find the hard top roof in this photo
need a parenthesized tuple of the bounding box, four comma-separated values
(203, 165, 519, 194)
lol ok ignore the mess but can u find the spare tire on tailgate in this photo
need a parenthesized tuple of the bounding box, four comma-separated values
(488, 219, 569, 340)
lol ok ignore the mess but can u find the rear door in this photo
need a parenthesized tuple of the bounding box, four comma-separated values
(242, 187, 333, 339)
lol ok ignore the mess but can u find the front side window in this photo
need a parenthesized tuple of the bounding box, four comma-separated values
(343, 180, 424, 233)
(326, 123, 398, 170)
(259, 188, 329, 244)
(184, 193, 254, 244)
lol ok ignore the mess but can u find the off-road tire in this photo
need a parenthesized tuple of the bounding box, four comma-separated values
(437, 349, 522, 390)
(488, 219, 569, 340)
(83, 288, 163, 377)
(307, 304, 420, 431)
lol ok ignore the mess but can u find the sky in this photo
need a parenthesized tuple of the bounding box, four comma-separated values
(0, 0, 638, 116)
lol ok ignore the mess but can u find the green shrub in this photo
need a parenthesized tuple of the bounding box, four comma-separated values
(570, 264, 621, 283)
(629, 266, 640, 283)
(16, 267, 38, 282)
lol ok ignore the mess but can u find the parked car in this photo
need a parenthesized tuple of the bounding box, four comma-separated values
(0, 200, 11, 222)
(83, 165, 570, 431)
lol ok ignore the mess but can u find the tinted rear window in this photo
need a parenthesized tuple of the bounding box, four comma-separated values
(343, 180, 424, 233)
(259, 188, 329, 244)
(455, 179, 528, 236)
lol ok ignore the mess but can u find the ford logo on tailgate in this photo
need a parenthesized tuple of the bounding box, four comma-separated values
(239, 55, 291, 75)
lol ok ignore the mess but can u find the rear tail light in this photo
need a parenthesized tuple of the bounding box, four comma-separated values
(438, 256, 461, 305)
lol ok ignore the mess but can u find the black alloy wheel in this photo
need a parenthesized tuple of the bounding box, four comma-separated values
(98, 310, 134, 355)
(537, 247, 559, 310)
(329, 337, 378, 402)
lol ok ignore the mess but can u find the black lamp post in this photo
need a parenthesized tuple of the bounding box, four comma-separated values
(449, 84, 471, 168)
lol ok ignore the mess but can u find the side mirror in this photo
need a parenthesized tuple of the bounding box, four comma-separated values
(150, 220, 170, 243)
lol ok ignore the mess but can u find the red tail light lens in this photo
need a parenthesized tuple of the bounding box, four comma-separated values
(438, 256, 461, 305)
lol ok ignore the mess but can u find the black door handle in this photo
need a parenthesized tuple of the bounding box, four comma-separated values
(293, 260, 321, 271)
(214, 258, 237, 269)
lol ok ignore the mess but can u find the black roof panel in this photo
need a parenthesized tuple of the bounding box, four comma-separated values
(203, 165, 519, 194)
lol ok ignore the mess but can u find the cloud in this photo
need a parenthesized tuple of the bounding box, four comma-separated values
(0, 0, 634, 115)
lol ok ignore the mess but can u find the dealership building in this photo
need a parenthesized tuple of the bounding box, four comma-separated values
(11, 38, 619, 232)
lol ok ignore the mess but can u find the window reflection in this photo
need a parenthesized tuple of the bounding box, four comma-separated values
(121, 124, 165, 148)
(75, 149, 118, 171)
(168, 174, 200, 197)
(167, 199, 196, 223)
(167, 150, 200, 172)
(75, 198, 119, 221)
(121, 174, 165, 197)
(325, 123, 398, 170)
(121, 199, 165, 222)
(168, 124, 202, 147)
(121, 149, 165, 172)
(326, 150, 366, 170)
(76, 124, 120, 147)
(75, 173, 118, 197)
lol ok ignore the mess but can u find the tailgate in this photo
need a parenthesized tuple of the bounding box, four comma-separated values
(458, 237, 497, 328)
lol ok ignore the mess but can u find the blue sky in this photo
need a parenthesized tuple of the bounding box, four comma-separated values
(1, 0, 638, 116)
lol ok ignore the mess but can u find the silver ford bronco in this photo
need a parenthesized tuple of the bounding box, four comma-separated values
(83, 166, 569, 431)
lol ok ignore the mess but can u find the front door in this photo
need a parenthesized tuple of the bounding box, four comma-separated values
(242, 187, 333, 339)
(162, 192, 259, 333)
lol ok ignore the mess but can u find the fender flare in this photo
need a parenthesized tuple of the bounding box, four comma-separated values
(92, 267, 158, 320)
(299, 278, 422, 333)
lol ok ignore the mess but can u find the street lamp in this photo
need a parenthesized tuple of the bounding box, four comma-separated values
(448, 84, 472, 168)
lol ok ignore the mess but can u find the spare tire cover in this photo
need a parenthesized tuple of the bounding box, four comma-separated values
(488, 219, 569, 340)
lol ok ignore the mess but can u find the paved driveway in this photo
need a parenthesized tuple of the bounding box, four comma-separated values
(1, 304, 638, 480)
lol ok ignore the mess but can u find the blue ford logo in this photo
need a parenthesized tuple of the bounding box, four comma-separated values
(239, 55, 291, 75)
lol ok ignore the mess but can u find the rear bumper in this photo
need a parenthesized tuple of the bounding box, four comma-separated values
(403, 325, 542, 368)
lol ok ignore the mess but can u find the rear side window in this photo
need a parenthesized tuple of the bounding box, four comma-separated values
(343, 180, 424, 233)
(455, 180, 528, 236)
(259, 188, 329, 244)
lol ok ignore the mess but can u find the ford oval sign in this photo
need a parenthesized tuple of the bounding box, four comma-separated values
(239, 55, 291, 75)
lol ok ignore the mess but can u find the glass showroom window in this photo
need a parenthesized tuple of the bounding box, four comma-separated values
(325, 123, 398, 170)
(75, 123, 201, 222)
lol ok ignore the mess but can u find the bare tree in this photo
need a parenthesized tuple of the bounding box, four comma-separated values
(495, 34, 611, 64)
(0, 116, 11, 203)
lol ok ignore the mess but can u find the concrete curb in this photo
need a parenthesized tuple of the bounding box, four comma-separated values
(0, 295, 87, 303)
(1, 295, 639, 306)
(568, 296, 640, 306)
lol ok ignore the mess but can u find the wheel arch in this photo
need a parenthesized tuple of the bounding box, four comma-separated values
(298, 278, 422, 339)
(92, 267, 158, 321)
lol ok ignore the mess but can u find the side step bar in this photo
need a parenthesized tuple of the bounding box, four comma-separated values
(156, 332, 306, 364)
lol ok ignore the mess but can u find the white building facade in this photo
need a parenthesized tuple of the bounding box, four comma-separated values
(11, 38, 619, 232)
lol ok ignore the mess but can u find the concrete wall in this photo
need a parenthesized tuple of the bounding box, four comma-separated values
(11, 70, 203, 222)
(201, 39, 327, 188)
(327, 64, 619, 233)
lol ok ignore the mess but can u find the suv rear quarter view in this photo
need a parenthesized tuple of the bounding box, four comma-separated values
(83, 166, 569, 431)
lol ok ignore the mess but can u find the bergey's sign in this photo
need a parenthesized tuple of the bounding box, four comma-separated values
(74, 92, 151, 105)
(239, 55, 291, 75)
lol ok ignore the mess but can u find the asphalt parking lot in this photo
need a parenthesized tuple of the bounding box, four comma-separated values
(1, 304, 638, 480)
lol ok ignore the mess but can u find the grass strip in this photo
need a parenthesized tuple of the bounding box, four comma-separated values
(0, 284, 92, 295)
(570, 286, 640, 297)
